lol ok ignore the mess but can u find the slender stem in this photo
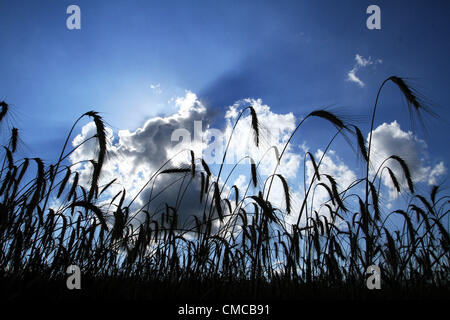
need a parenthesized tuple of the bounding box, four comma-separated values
(295, 130, 341, 227)
(216, 106, 252, 185)
(42, 113, 86, 211)
(364, 77, 390, 267)
(265, 115, 310, 201)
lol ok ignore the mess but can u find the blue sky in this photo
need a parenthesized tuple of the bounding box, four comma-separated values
(0, 0, 449, 213)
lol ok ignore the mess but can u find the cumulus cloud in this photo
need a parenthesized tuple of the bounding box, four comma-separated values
(282, 148, 357, 228)
(68, 90, 445, 233)
(368, 121, 446, 199)
(307, 150, 356, 213)
(233, 174, 247, 191)
(347, 54, 382, 87)
(224, 98, 300, 179)
(69, 93, 304, 230)
(70, 91, 211, 228)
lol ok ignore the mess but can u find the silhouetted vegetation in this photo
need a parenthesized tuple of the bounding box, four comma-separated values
(0, 78, 448, 300)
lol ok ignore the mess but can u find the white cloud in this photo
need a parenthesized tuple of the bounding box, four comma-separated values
(428, 162, 446, 185)
(368, 121, 446, 199)
(347, 54, 382, 87)
(150, 83, 162, 94)
(70, 94, 304, 230)
(347, 70, 365, 87)
(175, 90, 198, 115)
(224, 98, 300, 179)
(70, 91, 210, 228)
(306, 149, 356, 211)
(221, 99, 304, 226)
(283, 148, 357, 228)
(233, 174, 247, 191)
(68, 90, 445, 234)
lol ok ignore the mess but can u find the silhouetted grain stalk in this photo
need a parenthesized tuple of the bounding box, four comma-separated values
(0, 78, 448, 297)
